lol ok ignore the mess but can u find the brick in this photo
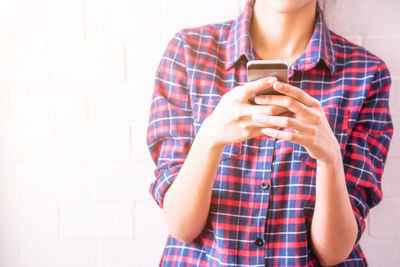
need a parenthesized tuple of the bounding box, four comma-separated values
(134, 200, 168, 239)
(343, 36, 363, 47)
(131, 121, 154, 164)
(0, 204, 57, 242)
(53, 83, 88, 121)
(387, 121, 400, 159)
(60, 202, 134, 239)
(49, 41, 125, 81)
(93, 162, 154, 201)
(9, 83, 54, 122)
(165, 0, 241, 38)
(15, 163, 91, 202)
(0, 122, 54, 162)
(0, 164, 15, 202)
(0, 87, 10, 121)
(0, 41, 49, 81)
(240, 0, 247, 10)
(1, 0, 83, 40)
(126, 41, 165, 85)
(359, 235, 400, 266)
(85, 0, 163, 41)
(0, 243, 18, 267)
(88, 82, 153, 126)
(99, 240, 165, 267)
(389, 79, 400, 120)
(364, 37, 400, 78)
(369, 198, 400, 239)
(89, 83, 137, 122)
(359, 233, 379, 267)
(54, 122, 130, 162)
(326, 0, 399, 37)
(9, 82, 88, 122)
(20, 242, 97, 267)
(131, 85, 153, 123)
(382, 158, 400, 198)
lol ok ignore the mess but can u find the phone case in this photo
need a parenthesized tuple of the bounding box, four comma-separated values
(247, 60, 288, 104)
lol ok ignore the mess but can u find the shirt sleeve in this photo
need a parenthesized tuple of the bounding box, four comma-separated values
(344, 62, 394, 244)
(147, 32, 194, 208)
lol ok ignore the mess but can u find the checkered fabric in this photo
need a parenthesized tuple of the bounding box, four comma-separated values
(147, 0, 393, 266)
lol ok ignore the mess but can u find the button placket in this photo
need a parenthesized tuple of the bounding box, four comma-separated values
(260, 181, 270, 190)
(254, 238, 264, 247)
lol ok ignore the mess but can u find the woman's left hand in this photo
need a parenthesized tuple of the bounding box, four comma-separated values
(252, 81, 341, 163)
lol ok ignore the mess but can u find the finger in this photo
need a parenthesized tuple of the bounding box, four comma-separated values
(272, 82, 320, 107)
(252, 114, 311, 134)
(279, 111, 295, 118)
(263, 105, 289, 116)
(241, 76, 277, 98)
(252, 95, 308, 115)
(243, 104, 291, 117)
(261, 127, 306, 145)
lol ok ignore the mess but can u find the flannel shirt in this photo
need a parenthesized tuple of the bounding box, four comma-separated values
(147, 0, 393, 266)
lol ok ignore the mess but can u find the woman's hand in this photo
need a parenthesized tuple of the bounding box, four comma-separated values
(252, 81, 340, 163)
(202, 77, 293, 147)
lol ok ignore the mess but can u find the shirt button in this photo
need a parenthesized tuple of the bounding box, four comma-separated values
(254, 238, 264, 247)
(260, 181, 270, 190)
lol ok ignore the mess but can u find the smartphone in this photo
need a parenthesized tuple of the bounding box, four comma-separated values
(246, 60, 288, 104)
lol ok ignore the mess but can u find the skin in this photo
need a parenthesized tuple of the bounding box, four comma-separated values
(250, 0, 317, 66)
(163, 0, 358, 266)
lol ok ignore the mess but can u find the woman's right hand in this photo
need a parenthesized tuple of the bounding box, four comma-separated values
(163, 76, 293, 244)
(201, 77, 293, 147)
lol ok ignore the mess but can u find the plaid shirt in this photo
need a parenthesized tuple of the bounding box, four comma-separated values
(147, 0, 393, 266)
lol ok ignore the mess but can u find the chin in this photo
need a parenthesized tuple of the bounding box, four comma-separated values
(260, 0, 316, 13)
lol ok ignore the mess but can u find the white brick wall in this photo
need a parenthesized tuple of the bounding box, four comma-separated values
(0, 1, 398, 266)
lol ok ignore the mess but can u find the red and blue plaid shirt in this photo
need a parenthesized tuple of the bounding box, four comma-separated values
(147, 1, 393, 266)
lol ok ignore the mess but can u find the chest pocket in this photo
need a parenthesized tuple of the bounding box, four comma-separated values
(192, 96, 242, 161)
(295, 106, 350, 165)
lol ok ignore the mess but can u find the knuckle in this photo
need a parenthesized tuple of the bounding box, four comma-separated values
(305, 137, 315, 148)
(264, 105, 273, 114)
(288, 98, 299, 109)
(232, 108, 242, 121)
(311, 98, 322, 108)
(286, 97, 294, 106)
(282, 117, 290, 127)
(286, 131, 294, 140)
(309, 126, 317, 136)
(234, 85, 244, 92)
(220, 92, 231, 103)
(309, 112, 320, 124)
(229, 86, 243, 100)
(244, 83, 254, 95)
(242, 84, 249, 93)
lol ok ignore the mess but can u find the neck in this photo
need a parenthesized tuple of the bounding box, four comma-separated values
(250, 1, 317, 66)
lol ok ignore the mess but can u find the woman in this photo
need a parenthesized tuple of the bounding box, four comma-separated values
(147, 0, 393, 266)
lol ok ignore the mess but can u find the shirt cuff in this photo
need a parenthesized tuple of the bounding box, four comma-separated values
(149, 164, 182, 208)
(352, 206, 366, 245)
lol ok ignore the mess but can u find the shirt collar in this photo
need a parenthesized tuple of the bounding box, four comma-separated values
(224, 0, 336, 76)
(224, 0, 256, 70)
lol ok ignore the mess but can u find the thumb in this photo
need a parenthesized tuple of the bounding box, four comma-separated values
(241, 76, 277, 98)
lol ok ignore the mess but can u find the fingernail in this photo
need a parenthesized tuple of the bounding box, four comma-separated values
(274, 82, 282, 90)
(268, 77, 277, 84)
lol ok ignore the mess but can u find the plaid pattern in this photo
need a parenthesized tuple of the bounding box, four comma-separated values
(147, 0, 393, 266)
